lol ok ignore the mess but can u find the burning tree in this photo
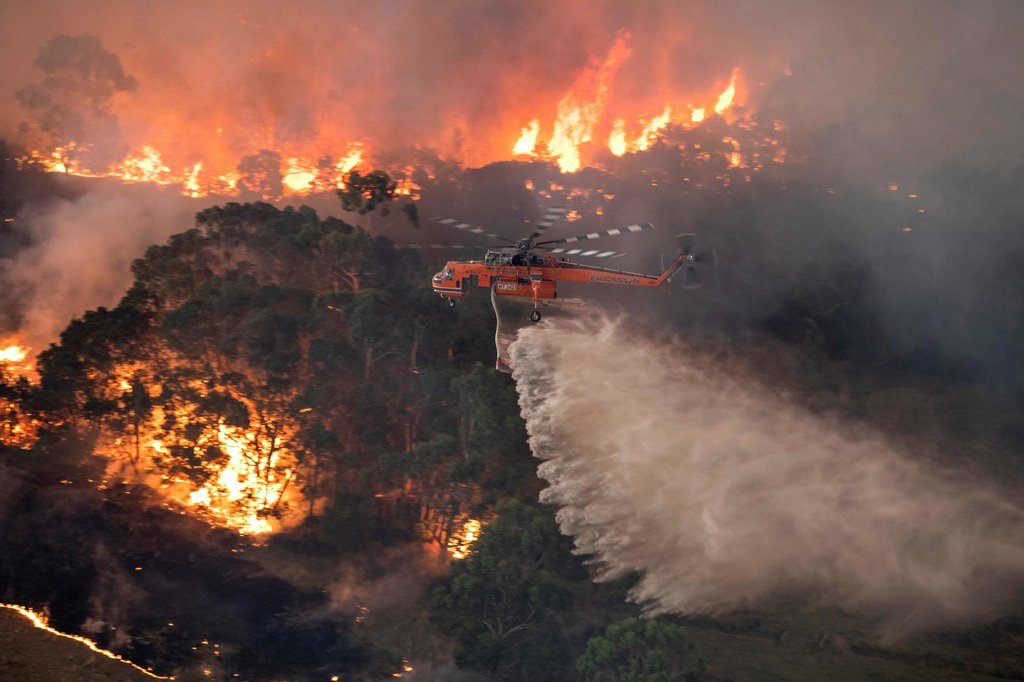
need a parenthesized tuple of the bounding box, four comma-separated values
(16, 34, 137, 173)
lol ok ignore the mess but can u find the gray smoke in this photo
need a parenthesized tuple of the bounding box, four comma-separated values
(510, 314, 1024, 638)
(2, 184, 200, 351)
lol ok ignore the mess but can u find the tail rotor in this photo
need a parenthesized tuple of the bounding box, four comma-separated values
(671, 233, 715, 289)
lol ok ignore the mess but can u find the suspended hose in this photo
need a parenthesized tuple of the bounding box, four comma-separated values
(491, 284, 510, 373)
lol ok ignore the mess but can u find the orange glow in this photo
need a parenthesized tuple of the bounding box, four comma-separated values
(184, 162, 203, 197)
(94, 362, 302, 537)
(337, 145, 364, 175)
(608, 119, 627, 156)
(447, 518, 482, 560)
(0, 344, 27, 364)
(23, 32, 769, 189)
(512, 119, 540, 155)
(635, 105, 672, 151)
(118, 146, 173, 184)
(546, 32, 632, 172)
(722, 136, 743, 168)
(714, 68, 739, 115)
(154, 414, 297, 536)
(0, 603, 174, 680)
(508, 57, 753, 166)
(282, 157, 317, 194)
(0, 339, 34, 379)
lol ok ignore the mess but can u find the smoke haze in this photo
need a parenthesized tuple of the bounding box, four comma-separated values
(510, 315, 1024, 637)
(1, 184, 199, 350)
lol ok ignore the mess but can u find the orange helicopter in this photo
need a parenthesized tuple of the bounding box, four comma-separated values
(425, 207, 710, 323)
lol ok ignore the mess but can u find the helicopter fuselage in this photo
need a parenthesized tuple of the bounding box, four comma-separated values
(431, 249, 689, 312)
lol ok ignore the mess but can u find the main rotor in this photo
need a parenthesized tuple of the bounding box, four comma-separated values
(424, 205, 655, 261)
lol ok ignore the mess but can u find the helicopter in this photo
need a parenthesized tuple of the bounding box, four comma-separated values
(425, 206, 711, 323)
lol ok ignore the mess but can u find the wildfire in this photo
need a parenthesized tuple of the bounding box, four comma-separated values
(635, 105, 673, 152)
(714, 68, 739, 116)
(0, 339, 34, 379)
(513, 119, 540, 155)
(0, 344, 27, 364)
(95, 362, 302, 537)
(282, 157, 317, 193)
(24, 140, 370, 200)
(446, 518, 482, 560)
(152, 419, 296, 536)
(608, 119, 627, 156)
(723, 136, 743, 168)
(17, 33, 772, 195)
(119, 146, 173, 184)
(514, 37, 749, 167)
(546, 32, 632, 172)
(0, 603, 174, 680)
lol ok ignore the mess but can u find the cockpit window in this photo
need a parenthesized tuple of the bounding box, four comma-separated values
(442, 267, 454, 280)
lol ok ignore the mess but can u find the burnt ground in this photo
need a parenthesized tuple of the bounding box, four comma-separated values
(0, 606, 157, 682)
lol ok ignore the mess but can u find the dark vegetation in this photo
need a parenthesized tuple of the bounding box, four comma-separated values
(1, 134, 1024, 679)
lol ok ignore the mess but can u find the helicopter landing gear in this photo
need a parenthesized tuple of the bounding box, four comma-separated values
(529, 309, 542, 323)
(446, 297, 456, 308)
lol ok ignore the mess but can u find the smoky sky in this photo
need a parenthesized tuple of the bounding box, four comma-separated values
(1, 0, 1022, 377)
(1, 1, 1022, 172)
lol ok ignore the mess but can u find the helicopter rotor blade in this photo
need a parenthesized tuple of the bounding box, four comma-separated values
(536, 222, 655, 247)
(695, 248, 716, 265)
(681, 264, 703, 289)
(407, 243, 471, 249)
(406, 243, 511, 250)
(542, 246, 626, 259)
(429, 216, 516, 244)
(527, 206, 569, 240)
(677, 233, 696, 256)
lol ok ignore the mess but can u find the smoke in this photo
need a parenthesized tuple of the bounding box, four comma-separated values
(328, 544, 453, 670)
(1, 184, 200, 351)
(510, 314, 1024, 637)
(2, 1, 1020, 173)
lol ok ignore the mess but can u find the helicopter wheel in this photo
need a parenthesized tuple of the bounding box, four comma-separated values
(529, 310, 542, 323)
(447, 298, 457, 308)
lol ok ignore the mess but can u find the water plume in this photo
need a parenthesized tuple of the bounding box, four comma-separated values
(509, 314, 1024, 637)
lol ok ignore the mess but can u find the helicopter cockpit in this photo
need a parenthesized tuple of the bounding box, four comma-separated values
(484, 249, 545, 267)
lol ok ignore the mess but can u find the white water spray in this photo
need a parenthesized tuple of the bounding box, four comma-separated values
(509, 315, 1024, 636)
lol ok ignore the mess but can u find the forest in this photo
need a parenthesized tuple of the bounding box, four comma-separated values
(2, 129, 1024, 680)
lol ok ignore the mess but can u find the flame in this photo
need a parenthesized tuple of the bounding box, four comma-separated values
(282, 157, 317, 193)
(118, 146, 173, 184)
(723, 136, 743, 168)
(608, 119, 627, 156)
(0, 344, 28, 364)
(22, 34, 773, 190)
(505, 38, 755, 168)
(635, 105, 672, 151)
(160, 418, 295, 536)
(512, 119, 540, 155)
(185, 162, 203, 197)
(337, 145, 363, 175)
(714, 68, 739, 116)
(0, 603, 174, 680)
(546, 32, 632, 172)
(94, 364, 301, 536)
(0, 339, 35, 380)
(447, 518, 482, 560)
